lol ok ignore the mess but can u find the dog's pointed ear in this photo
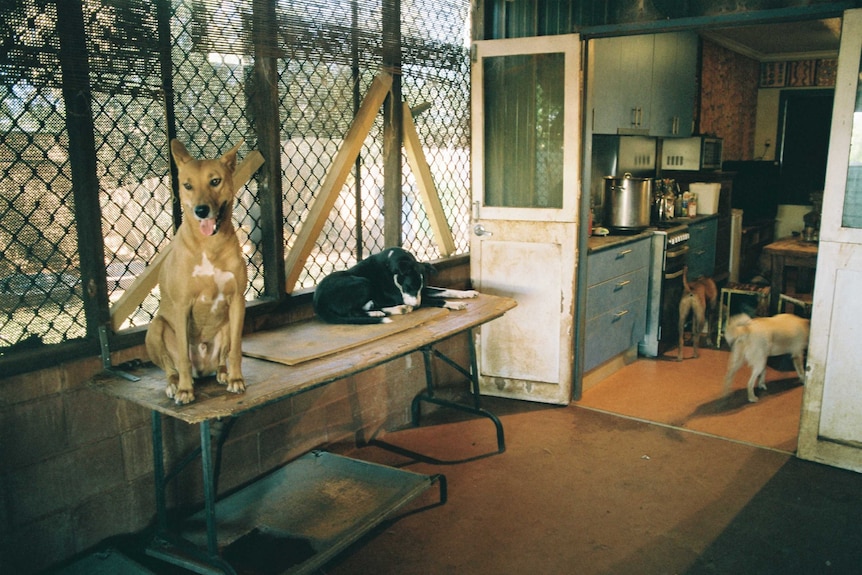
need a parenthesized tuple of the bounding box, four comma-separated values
(220, 140, 244, 174)
(396, 257, 415, 275)
(171, 139, 193, 165)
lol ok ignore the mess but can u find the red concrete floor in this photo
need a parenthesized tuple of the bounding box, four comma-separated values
(323, 397, 862, 575)
(59, 352, 861, 575)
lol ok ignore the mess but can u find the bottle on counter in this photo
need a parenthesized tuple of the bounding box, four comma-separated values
(663, 180, 676, 220)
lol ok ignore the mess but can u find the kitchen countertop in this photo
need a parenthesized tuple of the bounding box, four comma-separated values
(587, 229, 654, 254)
(587, 214, 718, 254)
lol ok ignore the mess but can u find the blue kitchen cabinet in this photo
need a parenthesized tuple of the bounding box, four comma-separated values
(585, 236, 650, 372)
(588, 32, 697, 137)
(687, 216, 718, 281)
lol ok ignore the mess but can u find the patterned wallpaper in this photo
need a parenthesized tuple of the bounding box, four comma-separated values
(699, 39, 760, 162)
(699, 38, 838, 162)
(760, 59, 838, 88)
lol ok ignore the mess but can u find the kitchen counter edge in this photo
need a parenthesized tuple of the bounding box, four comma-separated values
(587, 214, 718, 254)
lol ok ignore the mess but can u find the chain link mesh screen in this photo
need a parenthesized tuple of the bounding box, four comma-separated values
(1, 2, 83, 349)
(1, 0, 471, 357)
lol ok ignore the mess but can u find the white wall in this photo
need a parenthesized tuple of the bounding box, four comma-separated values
(774, 204, 811, 238)
(754, 89, 780, 162)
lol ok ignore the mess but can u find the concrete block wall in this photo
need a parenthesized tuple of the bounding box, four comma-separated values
(0, 259, 474, 573)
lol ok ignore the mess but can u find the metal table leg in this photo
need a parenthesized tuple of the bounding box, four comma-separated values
(411, 328, 505, 453)
(147, 412, 236, 575)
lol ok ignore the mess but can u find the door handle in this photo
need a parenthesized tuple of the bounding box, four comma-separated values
(473, 224, 493, 237)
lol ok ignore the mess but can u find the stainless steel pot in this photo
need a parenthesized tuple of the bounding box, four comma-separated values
(604, 174, 652, 232)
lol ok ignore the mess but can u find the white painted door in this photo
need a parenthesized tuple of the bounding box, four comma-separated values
(798, 8, 862, 471)
(470, 34, 581, 405)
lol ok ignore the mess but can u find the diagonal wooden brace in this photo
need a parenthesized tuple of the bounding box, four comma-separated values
(284, 72, 393, 293)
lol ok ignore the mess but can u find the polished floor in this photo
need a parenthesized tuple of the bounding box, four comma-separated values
(578, 345, 803, 453)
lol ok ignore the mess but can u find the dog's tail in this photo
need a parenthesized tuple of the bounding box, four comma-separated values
(682, 264, 692, 294)
(724, 314, 752, 346)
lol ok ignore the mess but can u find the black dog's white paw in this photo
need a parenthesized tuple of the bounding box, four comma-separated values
(436, 288, 478, 299)
(444, 301, 469, 311)
(382, 304, 413, 315)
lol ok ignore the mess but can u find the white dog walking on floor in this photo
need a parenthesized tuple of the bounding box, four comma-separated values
(723, 313, 810, 403)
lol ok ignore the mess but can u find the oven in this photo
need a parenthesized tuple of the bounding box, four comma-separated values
(639, 224, 690, 358)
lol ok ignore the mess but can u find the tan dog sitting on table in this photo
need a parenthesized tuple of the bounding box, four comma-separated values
(145, 139, 247, 405)
(677, 264, 718, 361)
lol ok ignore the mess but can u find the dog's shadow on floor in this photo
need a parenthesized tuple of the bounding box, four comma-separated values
(684, 377, 804, 421)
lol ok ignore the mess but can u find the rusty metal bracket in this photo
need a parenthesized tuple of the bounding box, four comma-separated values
(98, 324, 140, 382)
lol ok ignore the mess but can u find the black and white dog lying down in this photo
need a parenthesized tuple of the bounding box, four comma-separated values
(313, 247, 478, 324)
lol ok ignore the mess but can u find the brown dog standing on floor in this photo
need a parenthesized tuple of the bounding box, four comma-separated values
(145, 139, 247, 405)
(677, 265, 718, 361)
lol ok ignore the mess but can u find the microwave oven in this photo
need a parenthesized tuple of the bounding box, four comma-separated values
(660, 136, 723, 171)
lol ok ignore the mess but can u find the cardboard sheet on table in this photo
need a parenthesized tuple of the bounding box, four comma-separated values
(242, 307, 449, 366)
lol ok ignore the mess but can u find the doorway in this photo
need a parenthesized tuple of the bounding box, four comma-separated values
(777, 89, 835, 205)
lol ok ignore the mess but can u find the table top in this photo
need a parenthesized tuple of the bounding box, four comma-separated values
(89, 293, 517, 424)
(763, 236, 819, 258)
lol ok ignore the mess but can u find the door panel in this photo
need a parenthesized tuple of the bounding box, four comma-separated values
(818, 261, 862, 443)
(798, 8, 862, 471)
(471, 34, 580, 405)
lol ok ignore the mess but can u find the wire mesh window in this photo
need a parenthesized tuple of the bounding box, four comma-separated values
(0, 0, 471, 362)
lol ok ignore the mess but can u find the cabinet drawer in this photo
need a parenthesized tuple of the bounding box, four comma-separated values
(688, 220, 715, 240)
(687, 218, 717, 279)
(584, 299, 646, 372)
(586, 267, 648, 320)
(588, 238, 650, 285)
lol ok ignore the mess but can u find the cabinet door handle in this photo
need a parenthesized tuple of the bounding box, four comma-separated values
(631, 107, 638, 126)
(616, 249, 633, 259)
(614, 280, 631, 290)
(613, 309, 629, 320)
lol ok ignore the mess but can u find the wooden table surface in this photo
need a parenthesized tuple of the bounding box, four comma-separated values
(89, 293, 517, 424)
(763, 236, 819, 258)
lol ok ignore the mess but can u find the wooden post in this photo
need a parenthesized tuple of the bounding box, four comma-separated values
(251, 0, 287, 297)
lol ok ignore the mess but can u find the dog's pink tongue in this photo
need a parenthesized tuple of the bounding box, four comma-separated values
(199, 218, 216, 236)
